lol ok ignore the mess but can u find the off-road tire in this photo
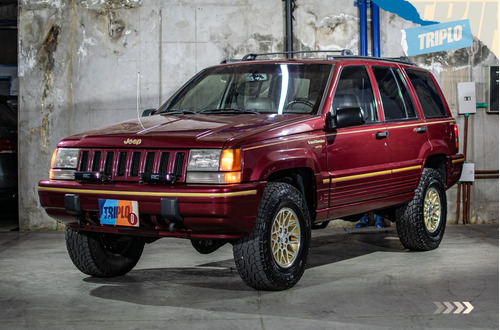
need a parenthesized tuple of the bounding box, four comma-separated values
(396, 168, 447, 251)
(232, 182, 311, 290)
(65, 227, 144, 277)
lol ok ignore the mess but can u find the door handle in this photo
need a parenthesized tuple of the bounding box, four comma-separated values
(375, 131, 389, 139)
(415, 126, 428, 133)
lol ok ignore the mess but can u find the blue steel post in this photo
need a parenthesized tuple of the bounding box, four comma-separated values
(358, 0, 368, 56)
(371, 1, 380, 57)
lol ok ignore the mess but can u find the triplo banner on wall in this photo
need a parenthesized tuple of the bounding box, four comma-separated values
(402, 19, 473, 56)
(372, 0, 498, 57)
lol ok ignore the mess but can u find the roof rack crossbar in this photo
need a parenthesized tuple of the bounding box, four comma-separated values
(242, 49, 353, 61)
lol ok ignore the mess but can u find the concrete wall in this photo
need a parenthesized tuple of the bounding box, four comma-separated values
(18, 0, 498, 230)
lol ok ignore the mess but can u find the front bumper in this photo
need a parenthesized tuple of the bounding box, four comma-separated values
(38, 180, 266, 239)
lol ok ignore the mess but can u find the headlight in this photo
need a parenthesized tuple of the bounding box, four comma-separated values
(187, 149, 222, 171)
(49, 148, 80, 180)
(186, 148, 241, 184)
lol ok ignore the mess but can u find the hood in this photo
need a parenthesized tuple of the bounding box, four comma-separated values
(59, 114, 324, 149)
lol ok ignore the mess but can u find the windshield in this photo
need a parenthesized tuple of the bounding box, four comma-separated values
(158, 63, 333, 115)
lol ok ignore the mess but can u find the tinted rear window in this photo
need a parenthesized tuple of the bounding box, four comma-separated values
(405, 69, 446, 118)
(373, 66, 417, 121)
(0, 101, 16, 127)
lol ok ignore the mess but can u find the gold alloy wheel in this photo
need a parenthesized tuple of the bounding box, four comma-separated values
(271, 207, 301, 268)
(423, 186, 441, 234)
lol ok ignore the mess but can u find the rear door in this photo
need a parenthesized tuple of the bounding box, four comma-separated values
(371, 64, 429, 195)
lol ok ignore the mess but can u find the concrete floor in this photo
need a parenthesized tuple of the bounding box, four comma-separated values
(0, 224, 497, 329)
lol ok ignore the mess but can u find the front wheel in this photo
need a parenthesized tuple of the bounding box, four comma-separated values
(396, 168, 447, 251)
(65, 227, 145, 277)
(232, 182, 311, 290)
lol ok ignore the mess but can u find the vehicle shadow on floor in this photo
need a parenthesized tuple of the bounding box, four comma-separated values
(307, 227, 406, 268)
(85, 229, 407, 308)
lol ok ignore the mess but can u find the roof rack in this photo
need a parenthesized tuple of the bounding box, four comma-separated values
(383, 56, 414, 65)
(241, 49, 353, 61)
(220, 59, 242, 64)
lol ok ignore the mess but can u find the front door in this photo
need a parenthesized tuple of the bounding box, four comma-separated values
(326, 65, 392, 218)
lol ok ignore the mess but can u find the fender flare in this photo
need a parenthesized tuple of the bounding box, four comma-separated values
(248, 148, 322, 182)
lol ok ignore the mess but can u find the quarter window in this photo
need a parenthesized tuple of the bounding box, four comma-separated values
(405, 69, 447, 118)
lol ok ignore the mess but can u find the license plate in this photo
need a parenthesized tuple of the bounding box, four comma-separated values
(99, 199, 139, 227)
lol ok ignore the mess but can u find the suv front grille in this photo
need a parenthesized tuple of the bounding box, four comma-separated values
(77, 149, 187, 183)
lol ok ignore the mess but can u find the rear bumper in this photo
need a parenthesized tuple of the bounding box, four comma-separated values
(38, 180, 266, 239)
(446, 154, 465, 189)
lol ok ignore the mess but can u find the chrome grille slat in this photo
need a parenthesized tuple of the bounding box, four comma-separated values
(130, 152, 141, 177)
(91, 151, 101, 172)
(78, 149, 186, 183)
(104, 152, 114, 176)
(145, 152, 155, 173)
(159, 152, 170, 173)
(79, 151, 89, 171)
(117, 152, 127, 176)
(173, 152, 185, 179)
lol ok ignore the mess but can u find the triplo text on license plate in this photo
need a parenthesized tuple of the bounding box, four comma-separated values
(99, 199, 139, 227)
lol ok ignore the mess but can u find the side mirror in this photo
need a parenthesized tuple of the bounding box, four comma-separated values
(141, 109, 157, 117)
(325, 112, 337, 130)
(336, 107, 365, 128)
(326, 107, 365, 131)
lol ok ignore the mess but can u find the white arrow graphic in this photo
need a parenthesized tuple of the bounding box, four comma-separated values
(443, 302, 454, 314)
(453, 302, 464, 314)
(463, 302, 474, 314)
(434, 302, 445, 314)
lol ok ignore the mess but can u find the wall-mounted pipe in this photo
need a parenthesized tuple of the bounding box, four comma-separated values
(475, 170, 499, 179)
(284, 0, 294, 58)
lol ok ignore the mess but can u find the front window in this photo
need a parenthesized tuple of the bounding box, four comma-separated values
(331, 66, 378, 123)
(158, 63, 333, 115)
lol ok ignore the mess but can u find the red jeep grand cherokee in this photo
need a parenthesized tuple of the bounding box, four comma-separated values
(38, 51, 464, 290)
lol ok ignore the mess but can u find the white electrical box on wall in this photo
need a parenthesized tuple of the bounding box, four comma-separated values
(459, 162, 475, 182)
(457, 82, 476, 114)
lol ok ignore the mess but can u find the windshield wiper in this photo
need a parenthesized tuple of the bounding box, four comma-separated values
(160, 109, 198, 115)
(200, 108, 260, 115)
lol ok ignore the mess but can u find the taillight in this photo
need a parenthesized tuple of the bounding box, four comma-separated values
(453, 124, 459, 150)
(0, 138, 15, 153)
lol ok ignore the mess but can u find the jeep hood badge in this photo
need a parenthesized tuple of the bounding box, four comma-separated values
(124, 138, 142, 145)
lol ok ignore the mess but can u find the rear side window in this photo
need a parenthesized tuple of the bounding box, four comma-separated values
(373, 66, 417, 121)
(405, 69, 447, 118)
(331, 66, 378, 123)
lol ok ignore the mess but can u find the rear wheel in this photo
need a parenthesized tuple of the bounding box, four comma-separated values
(233, 182, 311, 290)
(396, 168, 447, 251)
(65, 227, 144, 277)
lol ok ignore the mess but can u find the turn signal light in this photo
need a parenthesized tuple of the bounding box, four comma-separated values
(219, 149, 241, 171)
(453, 124, 459, 150)
(50, 149, 58, 169)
